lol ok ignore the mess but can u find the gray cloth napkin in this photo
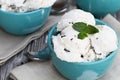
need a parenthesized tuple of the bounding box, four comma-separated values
(10, 61, 66, 80)
(0, 16, 61, 65)
(9, 14, 120, 80)
(103, 14, 120, 35)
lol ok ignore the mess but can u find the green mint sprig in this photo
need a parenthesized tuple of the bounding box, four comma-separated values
(72, 22, 99, 39)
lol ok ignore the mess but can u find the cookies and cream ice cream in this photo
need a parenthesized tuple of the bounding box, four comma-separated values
(52, 9, 118, 62)
(0, 0, 56, 13)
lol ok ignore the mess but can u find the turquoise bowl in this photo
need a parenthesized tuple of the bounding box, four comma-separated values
(76, 0, 120, 18)
(0, 7, 51, 35)
(47, 19, 119, 80)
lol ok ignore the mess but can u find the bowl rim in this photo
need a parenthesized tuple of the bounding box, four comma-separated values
(0, 7, 51, 15)
(48, 19, 119, 65)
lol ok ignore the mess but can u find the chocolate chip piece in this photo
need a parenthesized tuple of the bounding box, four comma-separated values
(9, 4, 16, 9)
(97, 53, 102, 55)
(23, 0, 27, 3)
(64, 48, 70, 52)
(96, 37, 99, 40)
(81, 55, 84, 58)
(61, 35, 66, 38)
(70, 38, 73, 40)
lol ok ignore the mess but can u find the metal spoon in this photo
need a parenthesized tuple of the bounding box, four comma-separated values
(51, 0, 71, 15)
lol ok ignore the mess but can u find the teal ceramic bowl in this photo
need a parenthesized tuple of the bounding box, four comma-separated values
(76, 0, 120, 18)
(47, 19, 119, 80)
(0, 7, 51, 35)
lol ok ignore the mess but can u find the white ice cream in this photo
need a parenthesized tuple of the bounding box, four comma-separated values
(53, 26, 90, 62)
(90, 25, 118, 59)
(52, 9, 118, 62)
(0, 0, 56, 13)
(57, 9, 95, 31)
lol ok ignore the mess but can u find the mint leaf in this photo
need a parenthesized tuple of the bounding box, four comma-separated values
(78, 32, 88, 39)
(72, 22, 88, 32)
(87, 25, 99, 34)
(72, 22, 99, 39)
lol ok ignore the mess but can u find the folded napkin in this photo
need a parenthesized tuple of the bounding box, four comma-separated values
(10, 61, 66, 80)
(9, 14, 120, 80)
(0, 15, 61, 65)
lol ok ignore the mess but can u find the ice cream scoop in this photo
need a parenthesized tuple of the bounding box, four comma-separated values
(90, 25, 118, 59)
(53, 26, 90, 62)
(0, 0, 56, 13)
(57, 9, 95, 31)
